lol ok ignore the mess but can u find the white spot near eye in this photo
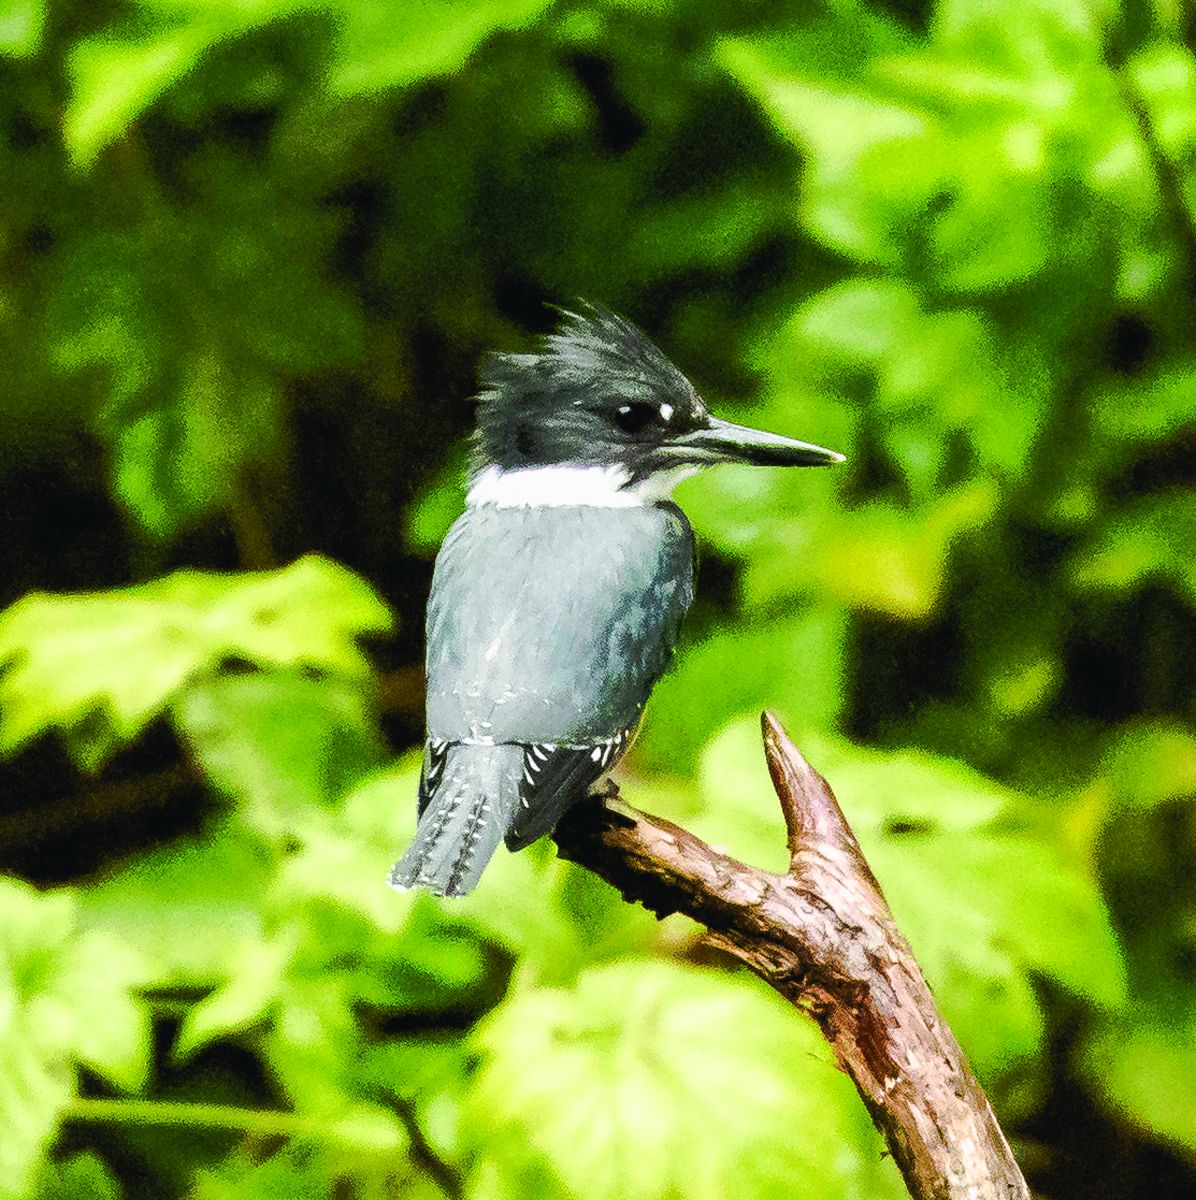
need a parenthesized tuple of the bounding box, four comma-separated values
(659, 403, 674, 422)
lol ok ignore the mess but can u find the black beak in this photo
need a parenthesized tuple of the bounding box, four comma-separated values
(664, 416, 844, 468)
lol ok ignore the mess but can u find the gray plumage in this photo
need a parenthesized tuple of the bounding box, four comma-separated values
(391, 504, 693, 895)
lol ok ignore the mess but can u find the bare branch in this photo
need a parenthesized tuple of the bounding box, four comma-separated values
(552, 711, 1031, 1200)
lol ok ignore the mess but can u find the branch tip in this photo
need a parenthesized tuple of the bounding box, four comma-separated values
(760, 711, 861, 867)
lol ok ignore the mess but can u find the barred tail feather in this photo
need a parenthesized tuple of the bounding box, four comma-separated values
(389, 744, 522, 897)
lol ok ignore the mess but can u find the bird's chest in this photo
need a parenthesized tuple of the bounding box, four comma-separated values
(425, 503, 693, 741)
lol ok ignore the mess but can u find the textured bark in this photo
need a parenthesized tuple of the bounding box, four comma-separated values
(552, 712, 1031, 1200)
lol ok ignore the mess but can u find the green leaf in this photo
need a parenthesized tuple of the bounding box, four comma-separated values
(403, 446, 468, 556)
(190, 1143, 324, 1200)
(1088, 360, 1196, 463)
(0, 0, 43, 57)
(269, 757, 423, 936)
(0, 1034, 71, 1200)
(50, 929, 152, 1092)
(34, 1152, 122, 1200)
(175, 671, 386, 839)
(263, 974, 362, 1111)
(1099, 722, 1196, 812)
(706, 482, 998, 619)
(0, 878, 150, 1199)
(329, 0, 554, 97)
(0, 556, 392, 769)
(64, 2, 316, 165)
(469, 959, 904, 1200)
(45, 175, 362, 537)
(697, 720, 1126, 1092)
(635, 605, 847, 775)
(174, 930, 296, 1061)
(932, 0, 1108, 75)
(1069, 491, 1196, 606)
(719, 33, 929, 265)
(1128, 43, 1196, 217)
(1080, 1006, 1196, 1155)
(77, 819, 270, 989)
(795, 277, 921, 370)
(106, 359, 283, 540)
(66, 25, 213, 166)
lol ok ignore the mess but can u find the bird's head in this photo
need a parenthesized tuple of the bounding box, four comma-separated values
(472, 305, 842, 499)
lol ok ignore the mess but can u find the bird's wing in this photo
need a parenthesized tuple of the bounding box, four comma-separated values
(417, 738, 450, 816)
(504, 731, 629, 850)
(424, 502, 694, 745)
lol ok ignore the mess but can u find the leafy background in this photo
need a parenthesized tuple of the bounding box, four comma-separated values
(0, 0, 1194, 1196)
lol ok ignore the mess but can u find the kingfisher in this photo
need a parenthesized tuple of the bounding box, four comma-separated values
(390, 304, 842, 896)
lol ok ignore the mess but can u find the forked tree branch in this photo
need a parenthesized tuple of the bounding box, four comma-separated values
(552, 711, 1031, 1200)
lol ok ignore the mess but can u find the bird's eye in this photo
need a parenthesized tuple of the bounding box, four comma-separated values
(613, 402, 668, 434)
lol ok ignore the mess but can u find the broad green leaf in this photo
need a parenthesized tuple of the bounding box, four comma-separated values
(469, 959, 904, 1200)
(1069, 491, 1196, 606)
(1080, 1006, 1196, 1155)
(174, 930, 297, 1061)
(49, 929, 152, 1092)
(0, 1032, 71, 1200)
(107, 361, 283, 539)
(403, 445, 468, 555)
(735, 484, 997, 618)
(720, 35, 929, 264)
(175, 671, 387, 839)
(329, 0, 554, 97)
(1126, 41, 1196, 219)
(932, 0, 1108, 75)
(1088, 361, 1196, 468)
(269, 757, 424, 936)
(66, 26, 213, 166)
(635, 604, 846, 774)
(0, 0, 43, 57)
(0, 878, 150, 1198)
(0, 556, 392, 769)
(77, 819, 269, 988)
(34, 1152, 122, 1200)
(190, 1144, 325, 1200)
(65, 2, 315, 164)
(1099, 722, 1196, 812)
(327, 759, 639, 980)
(45, 175, 362, 537)
(795, 277, 920, 370)
(697, 720, 1126, 1093)
(262, 974, 363, 1111)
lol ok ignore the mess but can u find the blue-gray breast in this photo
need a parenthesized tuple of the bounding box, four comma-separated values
(390, 304, 842, 896)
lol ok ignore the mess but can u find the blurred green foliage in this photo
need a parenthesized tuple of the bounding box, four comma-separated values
(1, 0, 1194, 1197)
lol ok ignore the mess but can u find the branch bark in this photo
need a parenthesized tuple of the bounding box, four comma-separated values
(552, 711, 1031, 1200)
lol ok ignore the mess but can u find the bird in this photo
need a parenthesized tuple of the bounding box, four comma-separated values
(390, 304, 843, 896)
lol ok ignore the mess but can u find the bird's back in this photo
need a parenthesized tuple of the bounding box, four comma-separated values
(425, 500, 694, 745)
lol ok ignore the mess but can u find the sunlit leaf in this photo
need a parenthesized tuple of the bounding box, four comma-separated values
(175, 670, 386, 839)
(1081, 1006, 1196, 1156)
(77, 819, 270, 988)
(635, 604, 846, 774)
(469, 958, 904, 1200)
(175, 930, 296, 1061)
(1070, 491, 1196, 606)
(329, 0, 554, 96)
(0, 0, 43, 57)
(0, 878, 150, 1199)
(720, 31, 928, 264)
(44, 173, 362, 537)
(33, 1152, 122, 1200)
(65, 26, 212, 166)
(0, 556, 392, 769)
